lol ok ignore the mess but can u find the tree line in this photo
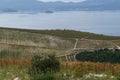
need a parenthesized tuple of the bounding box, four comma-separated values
(76, 49, 120, 63)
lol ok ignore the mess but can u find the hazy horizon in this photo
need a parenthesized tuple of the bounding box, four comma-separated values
(0, 11, 120, 36)
(37, 0, 86, 2)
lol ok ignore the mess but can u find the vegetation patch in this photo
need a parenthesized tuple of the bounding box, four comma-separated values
(0, 27, 120, 40)
(76, 49, 120, 63)
(29, 54, 60, 80)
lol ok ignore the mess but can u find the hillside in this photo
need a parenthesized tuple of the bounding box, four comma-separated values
(0, 28, 76, 58)
(0, 27, 119, 59)
(1, 27, 120, 40)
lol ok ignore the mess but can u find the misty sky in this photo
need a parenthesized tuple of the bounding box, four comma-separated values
(37, 0, 86, 2)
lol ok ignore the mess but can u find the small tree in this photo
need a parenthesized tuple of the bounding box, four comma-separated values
(45, 55, 60, 73)
(29, 54, 60, 80)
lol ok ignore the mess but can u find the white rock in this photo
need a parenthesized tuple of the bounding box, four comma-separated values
(110, 76, 114, 78)
(84, 75, 91, 78)
(14, 77, 20, 80)
(94, 74, 107, 78)
(64, 73, 67, 77)
(84, 73, 107, 78)
(71, 75, 74, 78)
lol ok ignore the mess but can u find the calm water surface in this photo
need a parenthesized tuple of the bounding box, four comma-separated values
(0, 11, 120, 36)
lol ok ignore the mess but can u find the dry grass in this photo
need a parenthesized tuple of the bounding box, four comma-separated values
(61, 62, 120, 75)
(111, 40, 120, 46)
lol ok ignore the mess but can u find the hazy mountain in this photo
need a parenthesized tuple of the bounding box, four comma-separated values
(78, 0, 120, 10)
(0, 0, 120, 13)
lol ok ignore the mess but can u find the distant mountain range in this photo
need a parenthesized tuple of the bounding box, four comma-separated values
(0, 0, 120, 13)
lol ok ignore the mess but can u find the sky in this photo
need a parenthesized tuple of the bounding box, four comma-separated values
(37, 0, 86, 2)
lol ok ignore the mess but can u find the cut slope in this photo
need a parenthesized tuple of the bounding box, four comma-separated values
(76, 39, 117, 49)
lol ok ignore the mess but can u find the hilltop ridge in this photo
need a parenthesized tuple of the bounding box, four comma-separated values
(0, 27, 120, 40)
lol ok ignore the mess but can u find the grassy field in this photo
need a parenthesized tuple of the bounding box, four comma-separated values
(0, 61, 119, 80)
(0, 67, 117, 80)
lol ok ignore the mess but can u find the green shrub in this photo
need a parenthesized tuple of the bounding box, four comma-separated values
(29, 54, 60, 80)
(115, 71, 120, 80)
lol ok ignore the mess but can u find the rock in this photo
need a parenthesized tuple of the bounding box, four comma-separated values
(13, 77, 20, 80)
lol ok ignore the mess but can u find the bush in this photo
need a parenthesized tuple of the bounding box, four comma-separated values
(29, 54, 60, 80)
(115, 71, 120, 80)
